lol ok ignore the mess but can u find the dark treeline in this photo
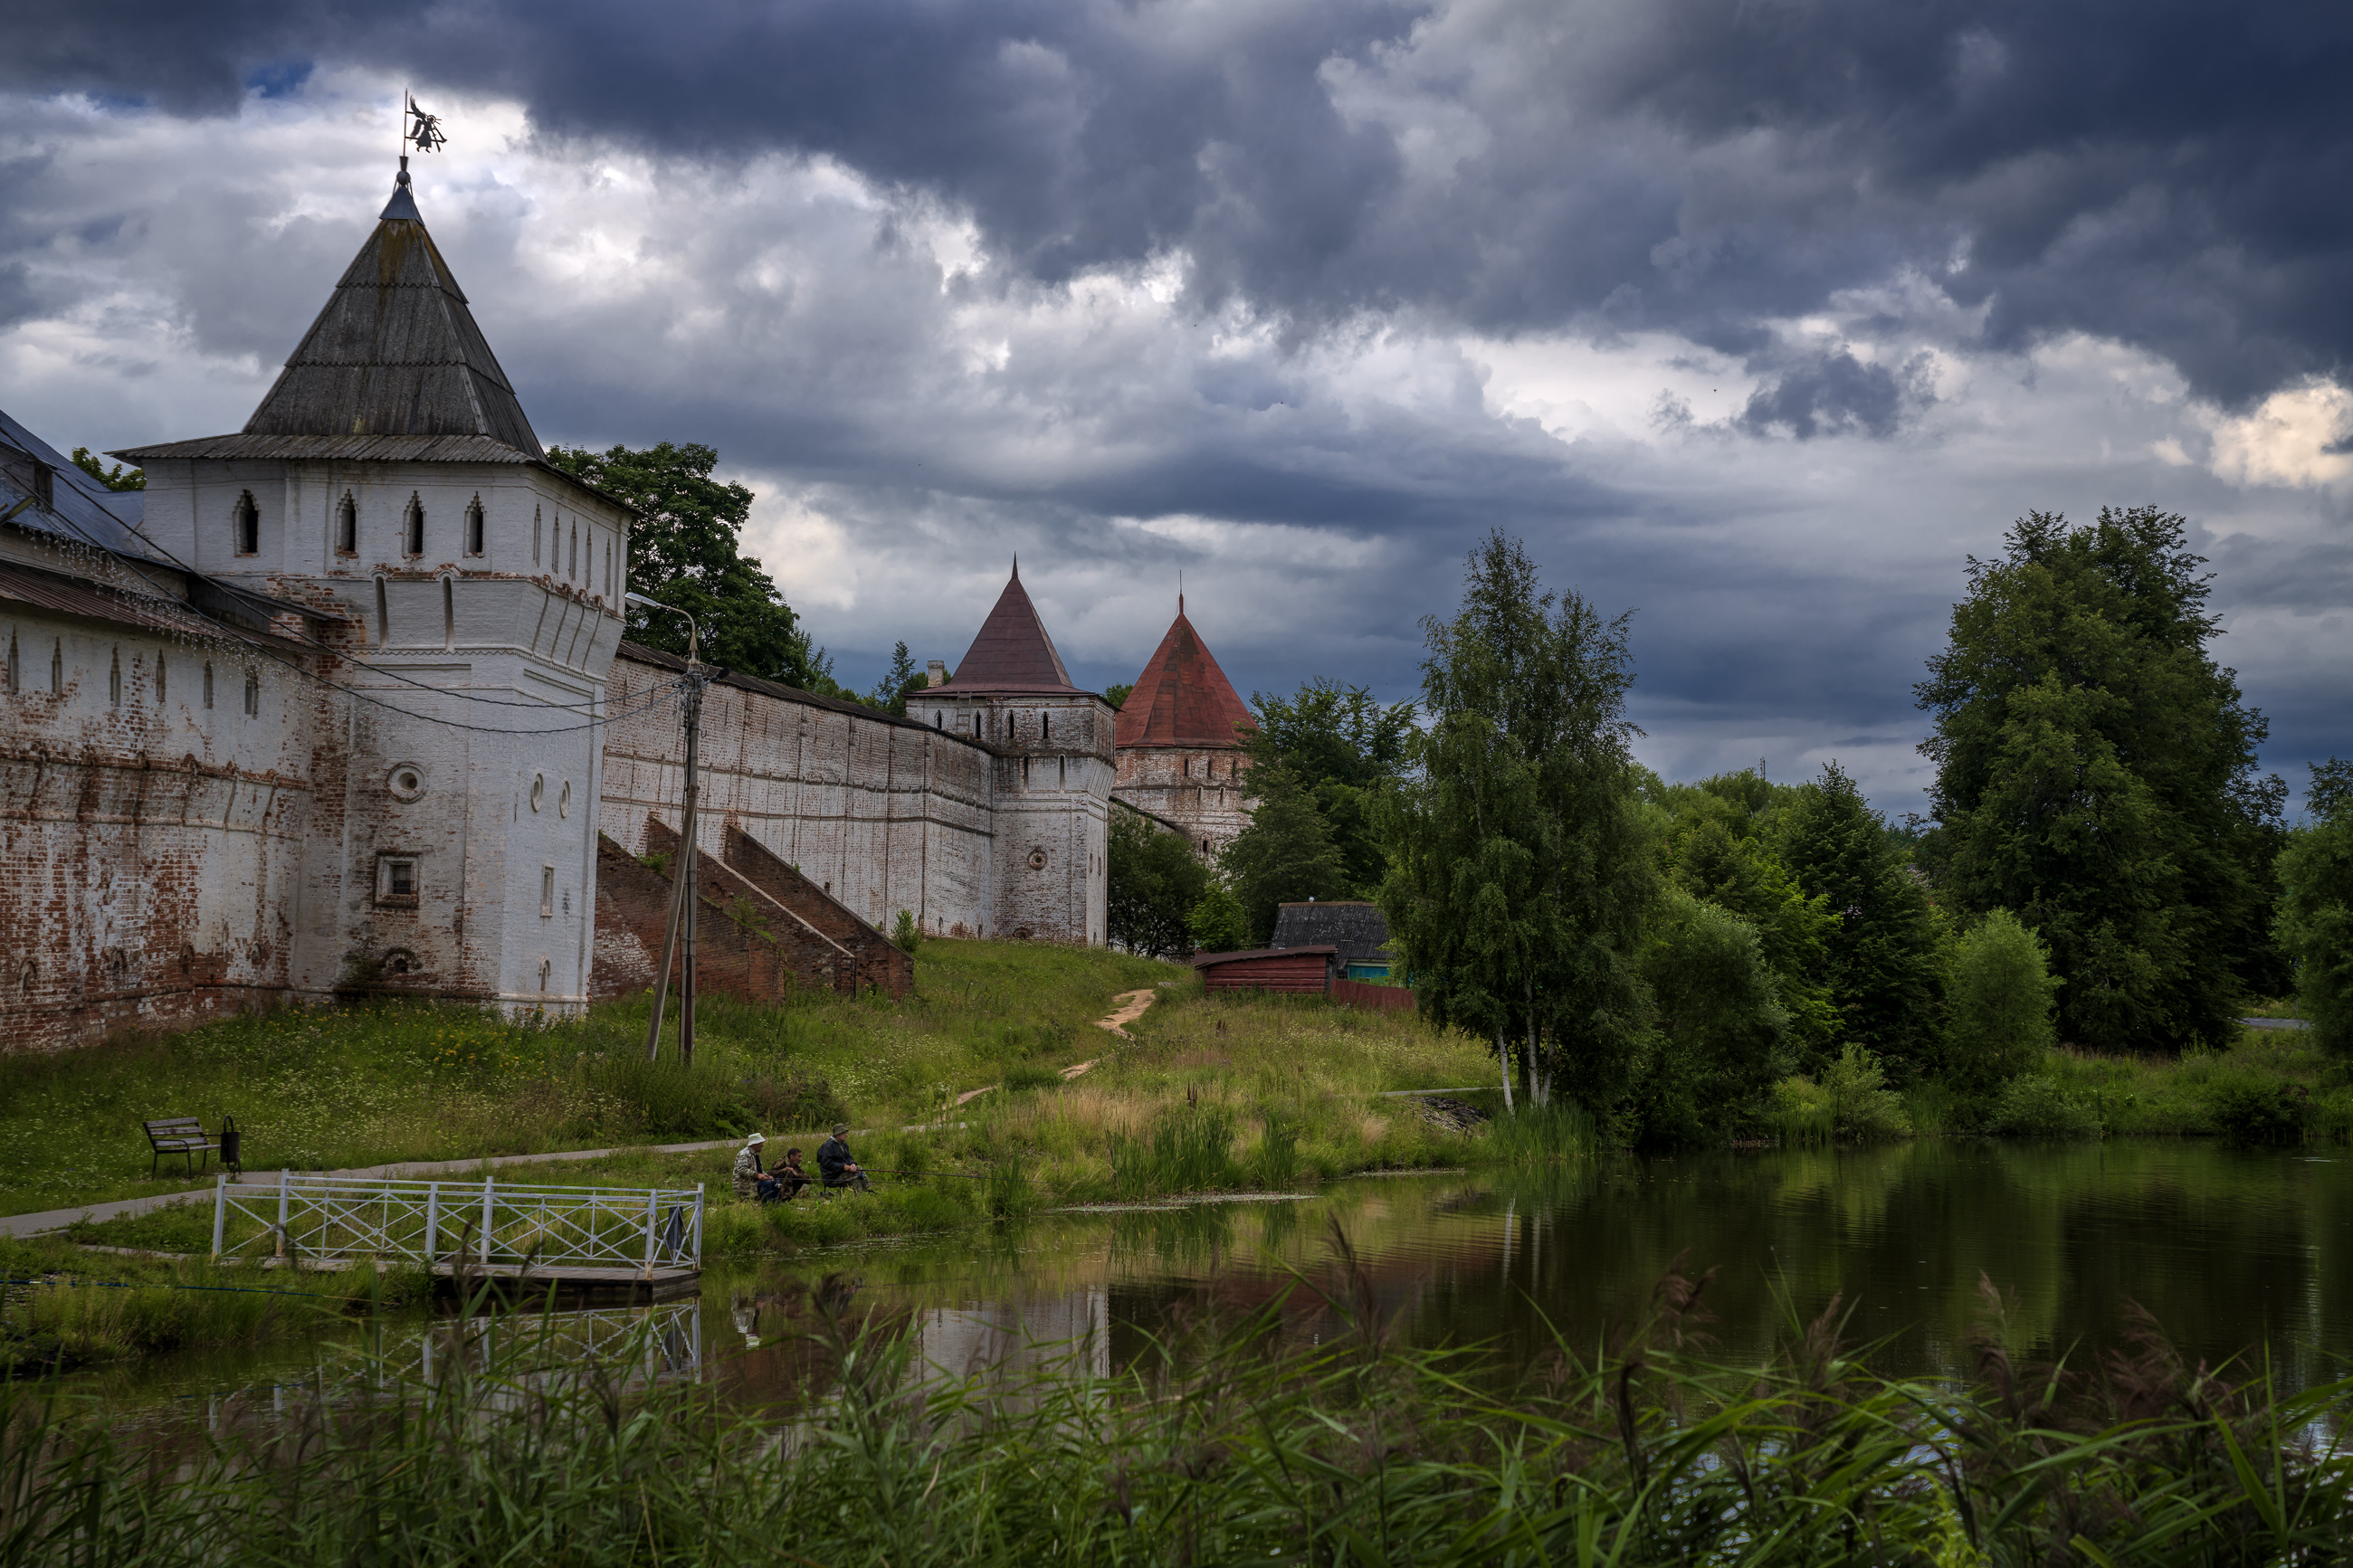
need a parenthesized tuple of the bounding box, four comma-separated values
(1111, 512, 2353, 1150)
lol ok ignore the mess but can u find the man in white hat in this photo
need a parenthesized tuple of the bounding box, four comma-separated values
(732, 1133, 769, 1201)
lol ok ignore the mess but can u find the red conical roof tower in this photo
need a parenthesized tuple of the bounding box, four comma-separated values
(1115, 597, 1255, 749)
(949, 560, 1082, 693)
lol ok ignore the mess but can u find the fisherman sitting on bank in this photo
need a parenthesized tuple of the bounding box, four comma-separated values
(776, 1147, 810, 1200)
(733, 1133, 786, 1203)
(816, 1125, 871, 1193)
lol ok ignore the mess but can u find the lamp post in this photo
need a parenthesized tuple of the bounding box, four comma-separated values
(628, 594, 704, 1066)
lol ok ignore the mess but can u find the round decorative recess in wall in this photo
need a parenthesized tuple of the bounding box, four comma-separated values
(558, 780, 571, 819)
(1027, 847, 1049, 871)
(383, 947, 419, 977)
(529, 774, 546, 812)
(386, 763, 427, 802)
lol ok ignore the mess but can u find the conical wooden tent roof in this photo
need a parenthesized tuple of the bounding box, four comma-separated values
(120, 176, 542, 463)
(1114, 600, 1255, 749)
(949, 563, 1083, 693)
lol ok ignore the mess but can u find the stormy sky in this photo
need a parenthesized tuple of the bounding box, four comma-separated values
(4, 0, 2348, 813)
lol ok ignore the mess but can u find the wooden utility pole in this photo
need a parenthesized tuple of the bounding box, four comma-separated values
(632, 594, 707, 1065)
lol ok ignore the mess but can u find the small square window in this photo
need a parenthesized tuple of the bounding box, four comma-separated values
(376, 854, 420, 908)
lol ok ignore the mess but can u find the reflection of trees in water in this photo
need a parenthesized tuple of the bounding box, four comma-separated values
(719, 1147, 2353, 1406)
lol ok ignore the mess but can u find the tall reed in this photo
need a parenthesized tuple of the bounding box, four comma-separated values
(5, 1252, 2348, 1566)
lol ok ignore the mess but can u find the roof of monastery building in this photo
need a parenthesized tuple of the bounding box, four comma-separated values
(119, 177, 544, 464)
(1114, 599, 1256, 749)
(948, 563, 1086, 693)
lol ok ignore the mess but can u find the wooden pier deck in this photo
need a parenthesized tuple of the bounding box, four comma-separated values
(432, 1261, 702, 1305)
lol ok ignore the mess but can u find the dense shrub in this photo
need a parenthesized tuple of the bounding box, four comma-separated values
(2205, 1077, 2313, 1147)
(1943, 908, 2061, 1095)
(1822, 1044, 1913, 1142)
(2279, 758, 2353, 1055)
(1990, 1074, 2103, 1139)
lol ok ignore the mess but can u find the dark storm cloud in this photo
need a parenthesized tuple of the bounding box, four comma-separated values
(11, 0, 2351, 407)
(1738, 351, 1909, 441)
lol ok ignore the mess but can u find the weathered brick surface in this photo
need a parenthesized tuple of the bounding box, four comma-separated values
(589, 831, 805, 1007)
(721, 823, 912, 998)
(1113, 746, 1255, 858)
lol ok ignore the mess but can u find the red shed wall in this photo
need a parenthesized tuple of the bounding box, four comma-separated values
(1200, 953, 1329, 993)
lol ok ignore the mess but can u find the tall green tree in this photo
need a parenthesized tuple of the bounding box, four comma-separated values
(1218, 764, 1349, 945)
(868, 641, 922, 716)
(1670, 816, 1843, 1069)
(2280, 759, 2353, 1055)
(70, 448, 143, 491)
(1915, 508, 2286, 1051)
(1778, 763, 1947, 1073)
(1245, 679, 1415, 893)
(1108, 807, 1211, 959)
(1628, 891, 1790, 1146)
(545, 442, 833, 691)
(1377, 531, 1658, 1116)
(1942, 909, 2061, 1097)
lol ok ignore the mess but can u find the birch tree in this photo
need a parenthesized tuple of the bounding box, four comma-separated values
(1377, 532, 1657, 1117)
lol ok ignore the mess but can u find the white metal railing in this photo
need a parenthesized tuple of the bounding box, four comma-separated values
(211, 1172, 703, 1278)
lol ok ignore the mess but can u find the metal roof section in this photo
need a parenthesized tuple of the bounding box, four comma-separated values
(1271, 901, 1394, 965)
(1113, 597, 1256, 749)
(948, 561, 1084, 693)
(115, 432, 540, 464)
(0, 558, 310, 654)
(0, 406, 154, 559)
(215, 176, 539, 457)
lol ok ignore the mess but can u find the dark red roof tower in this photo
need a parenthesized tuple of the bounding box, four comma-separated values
(950, 561, 1084, 693)
(1115, 598, 1255, 749)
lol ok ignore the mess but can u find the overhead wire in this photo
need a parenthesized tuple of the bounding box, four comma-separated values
(15, 493, 702, 737)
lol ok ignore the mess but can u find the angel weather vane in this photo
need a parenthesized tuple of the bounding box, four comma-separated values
(395, 91, 446, 187)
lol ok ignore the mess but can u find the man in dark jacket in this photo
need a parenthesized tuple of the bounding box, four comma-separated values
(815, 1125, 870, 1192)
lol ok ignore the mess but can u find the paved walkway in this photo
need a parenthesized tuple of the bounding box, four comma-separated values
(0, 1137, 743, 1240)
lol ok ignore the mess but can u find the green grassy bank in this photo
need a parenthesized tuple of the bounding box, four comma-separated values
(0, 939, 1491, 1227)
(8, 1265, 2348, 1565)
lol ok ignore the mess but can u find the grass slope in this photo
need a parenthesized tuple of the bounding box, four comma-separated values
(0, 941, 1491, 1238)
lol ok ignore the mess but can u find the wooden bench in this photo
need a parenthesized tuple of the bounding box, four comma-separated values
(143, 1117, 220, 1178)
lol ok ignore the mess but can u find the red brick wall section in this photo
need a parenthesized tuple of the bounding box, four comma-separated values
(722, 823, 914, 999)
(1198, 952, 1332, 993)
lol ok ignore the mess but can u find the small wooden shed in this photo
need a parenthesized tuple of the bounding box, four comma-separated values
(1193, 945, 1338, 994)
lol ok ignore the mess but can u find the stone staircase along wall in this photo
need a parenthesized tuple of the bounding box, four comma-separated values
(587, 814, 914, 1007)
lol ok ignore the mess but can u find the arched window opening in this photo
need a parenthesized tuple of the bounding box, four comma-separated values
(157, 655, 166, 703)
(568, 522, 578, 579)
(374, 578, 388, 645)
(203, 661, 214, 709)
(1043, 712, 1051, 740)
(336, 493, 357, 555)
(108, 648, 120, 707)
(233, 491, 259, 556)
(403, 494, 424, 556)
(533, 507, 543, 565)
(465, 496, 485, 556)
(243, 670, 260, 717)
(442, 577, 454, 650)
(50, 640, 62, 695)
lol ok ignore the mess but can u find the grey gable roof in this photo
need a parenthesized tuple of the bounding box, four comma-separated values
(124, 181, 541, 462)
(1271, 901, 1394, 965)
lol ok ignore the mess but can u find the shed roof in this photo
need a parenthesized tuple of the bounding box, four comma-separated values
(949, 563, 1082, 693)
(1192, 946, 1338, 969)
(1114, 600, 1256, 750)
(120, 177, 541, 462)
(1271, 901, 1393, 965)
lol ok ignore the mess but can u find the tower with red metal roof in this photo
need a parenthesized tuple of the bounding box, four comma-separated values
(1110, 597, 1256, 857)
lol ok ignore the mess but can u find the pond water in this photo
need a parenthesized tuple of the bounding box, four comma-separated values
(54, 1139, 2353, 1416)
